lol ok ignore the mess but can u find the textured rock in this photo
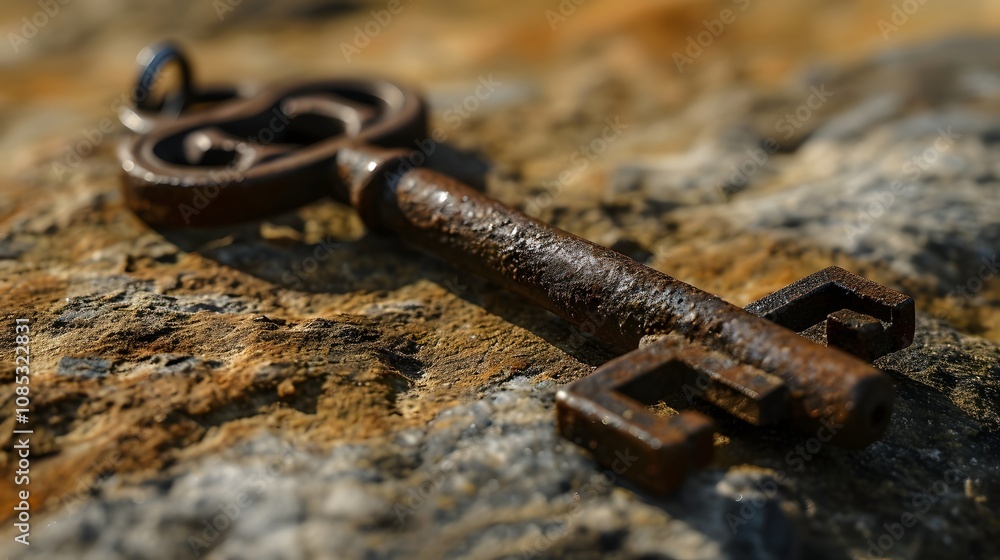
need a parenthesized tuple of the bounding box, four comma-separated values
(1, 1, 999, 559)
(55, 357, 112, 379)
(14, 316, 1000, 560)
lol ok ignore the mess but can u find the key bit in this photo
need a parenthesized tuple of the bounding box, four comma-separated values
(556, 334, 782, 494)
(744, 266, 915, 362)
(557, 267, 913, 495)
(118, 44, 917, 496)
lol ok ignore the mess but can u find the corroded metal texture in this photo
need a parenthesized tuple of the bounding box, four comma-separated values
(119, 44, 916, 496)
(555, 265, 915, 495)
(335, 146, 915, 494)
(339, 147, 908, 445)
(556, 334, 771, 495)
(117, 44, 426, 227)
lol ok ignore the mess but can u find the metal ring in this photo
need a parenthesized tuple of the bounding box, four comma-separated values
(131, 41, 195, 116)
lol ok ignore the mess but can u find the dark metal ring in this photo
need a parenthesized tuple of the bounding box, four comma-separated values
(120, 43, 243, 134)
(132, 41, 194, 115)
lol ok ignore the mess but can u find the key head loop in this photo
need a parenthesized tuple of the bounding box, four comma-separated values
(118, 46, 427, 227)
(118, 41, 245, 135)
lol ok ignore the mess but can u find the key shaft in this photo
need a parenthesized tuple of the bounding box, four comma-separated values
(338, 147, 896, 449)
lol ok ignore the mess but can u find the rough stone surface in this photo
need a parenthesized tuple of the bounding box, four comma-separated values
(1, 1, 999, 559)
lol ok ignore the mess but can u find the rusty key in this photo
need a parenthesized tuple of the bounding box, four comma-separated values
(118, 44, 915, 496)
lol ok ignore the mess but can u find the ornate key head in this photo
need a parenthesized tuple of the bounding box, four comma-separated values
(117, 42, 427, 227)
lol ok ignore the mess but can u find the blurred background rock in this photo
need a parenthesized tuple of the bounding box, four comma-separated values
(0, 1, 998, 559)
